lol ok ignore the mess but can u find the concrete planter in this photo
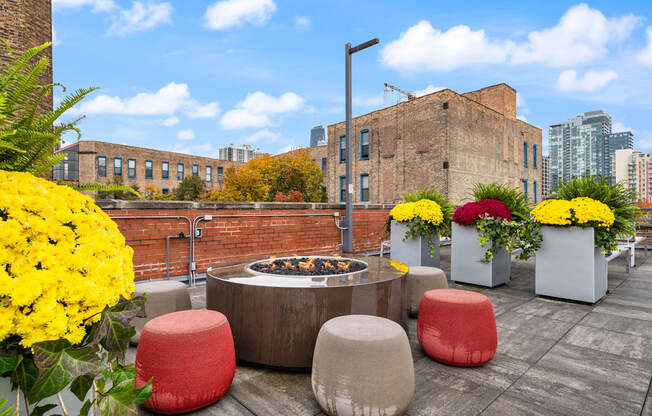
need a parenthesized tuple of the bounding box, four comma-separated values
(451, 222, 511, 287)
(0, 377, 94, 415)
(390, 220, 440, 268)
(535, 226, 607, 303)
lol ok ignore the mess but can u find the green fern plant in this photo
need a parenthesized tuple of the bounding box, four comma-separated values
(0, 396, 15, 416)
(0, 40, 97, 176)
(471, 182, 531, 220)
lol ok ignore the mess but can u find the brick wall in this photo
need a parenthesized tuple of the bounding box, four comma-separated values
(97, 200, 391, 281)
(0, 0, 53, 112)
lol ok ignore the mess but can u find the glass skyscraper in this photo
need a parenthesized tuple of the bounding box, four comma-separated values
(548, 111, 633, 189)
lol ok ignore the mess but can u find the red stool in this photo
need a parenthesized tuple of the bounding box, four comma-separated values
(135, 309, 235, 414)
(417, 289, 497, 367)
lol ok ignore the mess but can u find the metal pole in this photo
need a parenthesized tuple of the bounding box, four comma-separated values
(344, 42, 353, 252)
(343, 38, 378, 253)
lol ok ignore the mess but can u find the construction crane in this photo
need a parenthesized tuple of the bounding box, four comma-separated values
(384, 83, 415, 100)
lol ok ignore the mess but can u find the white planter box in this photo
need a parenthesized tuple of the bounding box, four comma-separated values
(451, 222, 511, 287)
(390, 220, 440, 267)
(535, 226, 607, 303)
(0, 377, 94, 415)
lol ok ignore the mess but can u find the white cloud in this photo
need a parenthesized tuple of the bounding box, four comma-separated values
(220, 91, 306, 129)
(244, 129, 281, 143)
(612, 121, 633, 133)
(204, 0, 276, 30)
(52, 27, 61, 46)
(516, 92, 530, 122)
(106, 1, 172, 37)
(177, 129, 195, 140)
(380, 20, 512, 72)
(414, 85, 445, 97)
(556, 69, 618, 92)
(511, 3, 640, 67)
(53, 0, 116, 13)
(517, 114, 528, 122)
(380, 4, 641, 73)
(294, 16, 311, 30)
(636, 27, 652, 66)
(70, 82, 220, 118)
(162, 116, 179, 126)
(168, 142, 218, 158)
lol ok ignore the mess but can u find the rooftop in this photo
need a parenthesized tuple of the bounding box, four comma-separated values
(131, 248, 652, 416)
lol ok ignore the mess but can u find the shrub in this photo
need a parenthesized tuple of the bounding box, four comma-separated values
(174, 175, 205, 201)
(402, 187, 454, 235)
(274, 190, 305, 202)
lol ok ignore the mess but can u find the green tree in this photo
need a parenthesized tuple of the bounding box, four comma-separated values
(174, 174, 205, 201)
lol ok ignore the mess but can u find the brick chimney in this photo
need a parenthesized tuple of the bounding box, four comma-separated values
(462, 83, 516, 120)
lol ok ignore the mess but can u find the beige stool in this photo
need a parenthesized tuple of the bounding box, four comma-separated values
(407, 266, 448, 317)
(131, 280, 192, 344)
(312, 315, 414, 416)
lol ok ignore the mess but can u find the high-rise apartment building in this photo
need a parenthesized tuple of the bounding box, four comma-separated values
(542, 155, 550, 198)
(218, 144, 263, 162)
(310, 125, 326, 147)
(613, 149, 652, 202)
(548, 111, 633, 189)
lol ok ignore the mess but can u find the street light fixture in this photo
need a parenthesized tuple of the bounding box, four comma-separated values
(343, 37, 379, 253)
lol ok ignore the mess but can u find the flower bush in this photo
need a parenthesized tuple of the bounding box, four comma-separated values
(454, 188, 542, 263)
(452, 199, 511, 226)
(531, 196, 617, 251)
(0, 171, 135, 347)
(389, 199, 445, 258)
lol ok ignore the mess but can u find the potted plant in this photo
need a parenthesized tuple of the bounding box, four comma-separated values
(0, 171, 150, 415)
(388, 196, 447, 267)
(451, 183, 541, 287)
(532, 177, 637, 303)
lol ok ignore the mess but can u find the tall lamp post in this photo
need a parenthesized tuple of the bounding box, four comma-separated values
(343, 38, 379, 253)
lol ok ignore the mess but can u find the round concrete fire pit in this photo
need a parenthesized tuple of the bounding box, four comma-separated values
(206, 255, 407, 369)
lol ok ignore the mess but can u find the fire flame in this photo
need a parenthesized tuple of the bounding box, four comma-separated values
(298, 257, 316, 271)
(283, 260, 295, 269)
(337, 261, 351, 271)
(261, 260, 276, 269)
(322, 261, 335, 269)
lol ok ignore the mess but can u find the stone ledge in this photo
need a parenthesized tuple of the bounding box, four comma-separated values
(96, 199, 395, 211)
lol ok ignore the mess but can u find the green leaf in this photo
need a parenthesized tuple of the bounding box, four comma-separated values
(70, 373, 95, 402)
(30, 403, 58, 416)
(80, 400, 92, 416)
(90, 297, 144, 361)
(0, 397, 17, 416)
(28, 340, 100, 403)
(134, 377, 153, 405)
(0, 351, 19, 376)
(13, 354, 38, 394)
(97, 382, 138, 416)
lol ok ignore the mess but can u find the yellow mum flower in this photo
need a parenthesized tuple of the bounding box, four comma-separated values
(390, 199, 444, 226)
(531, 197, 614, 228)
(0, 170, 134, 347)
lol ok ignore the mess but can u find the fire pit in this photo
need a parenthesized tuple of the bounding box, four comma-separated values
(247, 256, 367, 276)
(206, 255, 407, 368)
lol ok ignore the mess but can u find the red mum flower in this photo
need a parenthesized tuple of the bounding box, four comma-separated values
(453, 199, 511, 225)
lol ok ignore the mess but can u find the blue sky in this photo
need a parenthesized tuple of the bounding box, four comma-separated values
(52, 0, 652, 156)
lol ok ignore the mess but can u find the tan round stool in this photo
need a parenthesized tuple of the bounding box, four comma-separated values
(131, 280, 192, 344)
(312, 315, 414, 416)
(407, 266, 448, 317)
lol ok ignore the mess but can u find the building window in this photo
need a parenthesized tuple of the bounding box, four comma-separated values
(533, 181, 538, 204)
(360, 174, 369, 202)
(145, 160, 153, 179)
(533, 144, 538, 169)
(97, 156, 107, 177)
(113, 157, 122, 176)
(206, 166, 212, 182)
(360, 130, 369, 160)
(339, 176, 346, 202)
(339, 135, 346, 163)
(177, 163, 184, 180)
(321, 157, 327, 170)
(127, 159, 136, 178)
(162, 188, 169, 194)
(192, 164, 199, 176)
(161, 161, 169, 179)
(217, 166, 224, 181)
(523, 142, 528, 168)
(523, 179, 528, 196)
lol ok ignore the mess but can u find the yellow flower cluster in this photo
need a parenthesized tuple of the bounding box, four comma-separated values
(531, 197, 615, 228)
(0, 171, 135, 347)
(389, 199, 444, 226)
(390, 260, 409, 274)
